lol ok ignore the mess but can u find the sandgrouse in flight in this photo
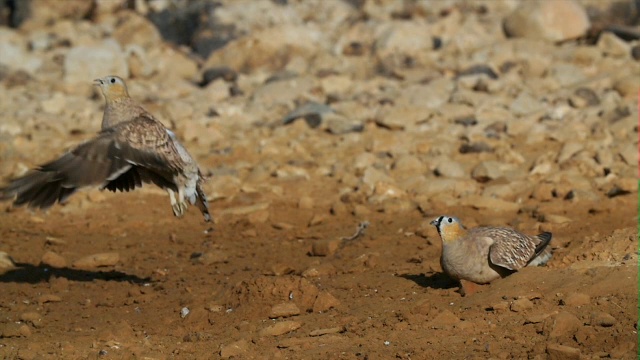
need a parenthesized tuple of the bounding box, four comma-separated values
(0, 76, 211, 222)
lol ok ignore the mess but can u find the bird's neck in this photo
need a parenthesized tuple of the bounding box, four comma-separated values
(101, 97, 148, 129)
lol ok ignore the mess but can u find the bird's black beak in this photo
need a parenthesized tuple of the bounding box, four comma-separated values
(429, 219, 438, 226)
(93, 79, 103, 86)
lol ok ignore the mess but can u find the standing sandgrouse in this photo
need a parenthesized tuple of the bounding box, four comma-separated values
(430, 215, 552, 295)
(0, 76, 211, 222)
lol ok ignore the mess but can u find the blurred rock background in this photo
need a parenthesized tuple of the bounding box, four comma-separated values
(0, 0, 637, 220)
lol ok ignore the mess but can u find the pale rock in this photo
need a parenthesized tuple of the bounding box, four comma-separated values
(150, 43, 200, 82)
(0, 252, 16, 271)
(205, 24, 323, 72)
(434, 159, 466, 179)
(546, 311, 581, 338)
(310, 239, 341, 257)
(510, 298, 534, 312)
(544, 214, 572, 224)
(510, 92, 544, 116)
(376, 105, 428, 130)
(471, 161, 504, 182)
(274, 165, 310, 181)
(427, 310, 460, 329)
(72, 253, 120, 269)
(362, 168, 393, 187)
(503, 0, 590, 42)
(313, 291, 340, 312)
(259, 321, 302, 337)
(374, 21, 434, 68)
(546, 343, 580, 360)
(220, 339, 250, 359)
(270, 303, 301, 319)
(323, 112, 364, 134)
(461, 195, 520, 212)
(548, 63, 586, 87)
(412, 178, 478, 198)
(392, 154, 425, 174)
(557, 142, 584, 163)
(250, 76, 316, 109)
(298, 196, 314, 209)
(40, 93, 67, 115)
(590, 312, 616, 327)
(0, 323, 31, 338)
(64, 40, 128, 84)
(112, 11, 163, 51)
(597, 32, 630, 58)
(192, 251, 229, 265)
(613, 76, 640, 99)
(41, 251, 66, 268)
(0, 29, 43, 74)
(125, 45, 154, 78)
(399, 79, 455, 110)
(353, 153, 377, 171)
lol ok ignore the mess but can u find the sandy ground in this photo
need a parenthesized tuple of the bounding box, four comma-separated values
(0, 164, 636, 359)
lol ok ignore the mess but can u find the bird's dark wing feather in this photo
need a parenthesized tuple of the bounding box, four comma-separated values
(0, 116, 185, 209)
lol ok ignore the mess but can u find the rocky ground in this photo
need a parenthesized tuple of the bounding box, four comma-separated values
(0, 0, 638, 359)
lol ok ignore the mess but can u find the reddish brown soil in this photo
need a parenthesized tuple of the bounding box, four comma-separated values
(0, 178, 636, 359)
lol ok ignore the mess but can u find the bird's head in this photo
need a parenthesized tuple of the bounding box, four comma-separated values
(93, 76, 129, 101)
(430, 215, 467, 244)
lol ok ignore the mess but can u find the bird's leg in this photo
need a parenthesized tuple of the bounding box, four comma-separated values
(167, 189, 184, 217)
(177, 187, 188, 215)
(459, 280, 482, 297)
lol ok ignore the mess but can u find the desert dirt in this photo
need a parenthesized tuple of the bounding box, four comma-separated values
(0, 0, 639, 359)
(0, 141, 637, 359)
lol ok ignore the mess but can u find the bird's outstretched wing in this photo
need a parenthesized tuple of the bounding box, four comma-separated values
(0, 115, 185, 209)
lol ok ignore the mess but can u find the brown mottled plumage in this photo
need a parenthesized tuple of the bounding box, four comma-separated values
(0, 76, 211, 222)
(430, 215, 551, 295)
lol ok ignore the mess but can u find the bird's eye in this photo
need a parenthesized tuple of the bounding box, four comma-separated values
(110, 78, 116, 84)
(447, 218, 453, 223)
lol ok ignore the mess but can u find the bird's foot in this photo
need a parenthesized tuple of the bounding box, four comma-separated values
(172, 202, 188, 218)
(458, 280, 482, 297)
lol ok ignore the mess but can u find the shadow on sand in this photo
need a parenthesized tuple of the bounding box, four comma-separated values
(0, 262, 151, 284)
(398, 272, 458, 290)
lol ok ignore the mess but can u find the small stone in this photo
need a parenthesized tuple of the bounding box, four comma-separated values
(37, 294, 62, 305)
(308, 213, 327, 227)
(546, 311, 581, 338)
(309, 326, 344, 336)
(270, 303, 301, 319)
(503, 0, 590, 42)
(310, 239, 341, 257)
(259, 321, 302, 337)
(0, 252, 16, 271)
(191, 251, 228, 265)
(434, 159, 466, 178)
(427, 310, 460, 329)
(561, 292, 590, 306)
(613, 76, 640, 98)
(557, 142, 584, 163)
(220, 339, 250, 359)
(411, 300, 431, 316)
(72, 253, 120, 269)
(590, 312, 616, 327)
(544, 214, 571, 224)
(471, 161, 504, 183)
(298, 196, 314, 209)
(313, 291, 340, 313)
(597, 32, 630, 57)
(19, 312, 42, 328)
(40, 251, 66, 268)
(510, 298, 534, 312)
(546, 343, 580, 360)
(0, 323, 31, 338)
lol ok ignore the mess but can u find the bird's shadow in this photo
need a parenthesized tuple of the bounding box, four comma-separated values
(398, 272, 458, 290)
(0, 263, 151, 284)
